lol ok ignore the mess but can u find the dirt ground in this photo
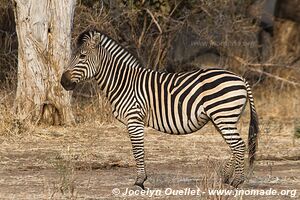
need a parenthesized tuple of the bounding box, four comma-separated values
(0, 119, 299, 200)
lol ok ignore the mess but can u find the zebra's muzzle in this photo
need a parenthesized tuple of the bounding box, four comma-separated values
(61, 71, 76, 91)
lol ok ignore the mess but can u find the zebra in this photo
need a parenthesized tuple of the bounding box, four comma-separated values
(61, 29, 259, 189)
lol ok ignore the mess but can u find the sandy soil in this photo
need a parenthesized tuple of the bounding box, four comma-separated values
(0, 120, 299, 200)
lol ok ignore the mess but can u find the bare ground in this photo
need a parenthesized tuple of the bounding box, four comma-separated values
(0, 120, 299, 200)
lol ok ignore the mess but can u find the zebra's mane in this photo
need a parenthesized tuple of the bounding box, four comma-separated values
(76, 28, 105, 47)
(76, 29, 96, 47)
(76, 29, 142, 68)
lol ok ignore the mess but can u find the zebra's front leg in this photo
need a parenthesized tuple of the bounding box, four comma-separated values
(127, 118, 147, 189)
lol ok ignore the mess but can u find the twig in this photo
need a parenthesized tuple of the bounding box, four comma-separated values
(137, 15, 147, 49)
(249, 68, 300, 87)
(146, 9, 162, 34)
(199, 5, 213, 18)
(232, 56, 286, 67)
(169, 0, 183, 17)
(97, 0, 104, 17)
(232, 56, 300, 87)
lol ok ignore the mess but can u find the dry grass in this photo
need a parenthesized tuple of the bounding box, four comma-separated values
(253, 85, 300, 122)
(0, 118, 299, 199)
(71, 90, 115, 125)
(0, 92, 20, 137)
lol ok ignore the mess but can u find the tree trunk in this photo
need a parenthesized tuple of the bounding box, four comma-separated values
(13, 0, 76, 125)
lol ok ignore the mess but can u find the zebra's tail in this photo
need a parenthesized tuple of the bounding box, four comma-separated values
(245, 81, 259, 169)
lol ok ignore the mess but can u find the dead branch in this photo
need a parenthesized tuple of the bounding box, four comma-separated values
(137, 15, 147, 49)
(97, 0, 104, 17)
(249, 68, 300, 87)
(232, 56, 287, 67)
(146, 9, 162, 34)
(232, 56, 300, 87)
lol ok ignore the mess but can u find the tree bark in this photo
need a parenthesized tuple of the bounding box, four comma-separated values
(13, 0, 76, 125)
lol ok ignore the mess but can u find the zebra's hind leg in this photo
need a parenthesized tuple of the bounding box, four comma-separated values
(222, 155, 235, 184)
(217, 126, 246, 187)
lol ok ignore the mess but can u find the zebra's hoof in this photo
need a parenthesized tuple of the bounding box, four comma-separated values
(230, 179, 244, 188)
(134, 174, 147, 190)
(134, 182, 145, 190)
(222, 177, 230, 185)
(229, 175, 245, 188)
(221, 170, 233, 185)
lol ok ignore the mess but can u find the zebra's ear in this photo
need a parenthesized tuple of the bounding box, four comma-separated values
(89, 32, 101, 47)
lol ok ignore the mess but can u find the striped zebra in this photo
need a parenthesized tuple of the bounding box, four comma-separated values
(61, 29, 259, 189)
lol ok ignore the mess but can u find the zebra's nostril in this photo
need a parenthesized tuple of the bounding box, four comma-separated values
(61, 71, 76, 91)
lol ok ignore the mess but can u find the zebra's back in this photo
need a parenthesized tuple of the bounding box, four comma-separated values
(137, 68, 248, 134)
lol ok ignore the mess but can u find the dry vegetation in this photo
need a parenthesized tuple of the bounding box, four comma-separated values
(1, 0, 299, 134)
(0, 0, 300, 199)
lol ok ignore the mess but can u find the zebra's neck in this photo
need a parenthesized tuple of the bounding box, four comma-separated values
(94, 33, 148, 109)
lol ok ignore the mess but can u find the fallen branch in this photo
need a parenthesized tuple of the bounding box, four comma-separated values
(249, 68, 300, 87)
(232, 56, 284, 67)
(232, 56, 300, 87)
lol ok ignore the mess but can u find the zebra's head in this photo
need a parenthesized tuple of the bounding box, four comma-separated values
(61, 30, 102, 91)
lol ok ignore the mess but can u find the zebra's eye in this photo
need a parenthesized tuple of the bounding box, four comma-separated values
(79, 54, 86, 59)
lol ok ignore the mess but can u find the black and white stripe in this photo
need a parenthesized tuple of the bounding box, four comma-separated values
(61, 30, 259, 188)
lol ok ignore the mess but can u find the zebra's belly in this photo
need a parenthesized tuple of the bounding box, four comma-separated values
(147, 110, 209, 135)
